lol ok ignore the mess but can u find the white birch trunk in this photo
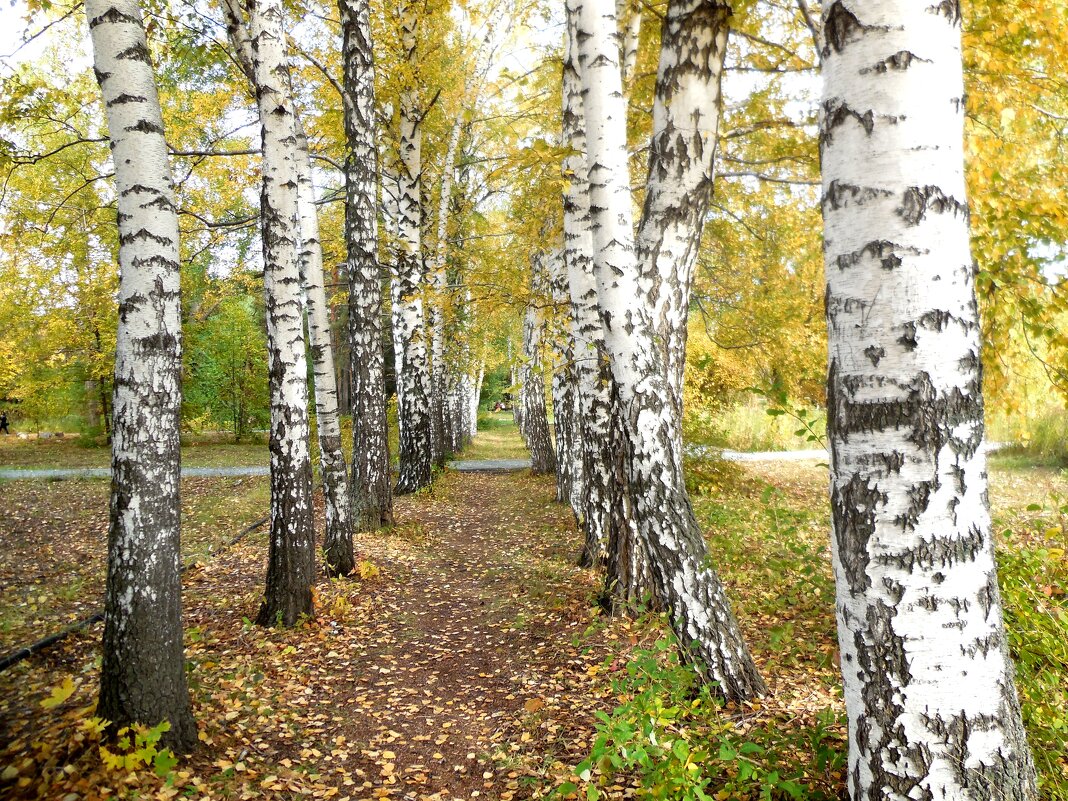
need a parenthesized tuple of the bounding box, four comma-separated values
(635, 0, 729, 421)
(573, 0, 764, 700)
(88, 0, 196, 749)
(561, 2, 614, 567)
(245, 0, 316, 626)
(616, 0, 641, 86)
(521, 252, 558, 475)
(548, 245, 583, 505)
(339, 0, 393, 531)
(428, 116, 464, 468)
(293, 120, 354, 575)
(820, 2, 1036, 797)
(392, 0, 433, 494)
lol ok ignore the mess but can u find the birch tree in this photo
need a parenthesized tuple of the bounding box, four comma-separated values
(339, 0, 393, 530)
(520, 251, 557, 475)
(820, 2, 1036, 797)
(224, 0, 316, 625)
(87, 0, 196, 749)
(572, 0, 764, 701)
(391, 0, 434, 494)
(292, 121, 354, 575)
(560, 5, 614, 568)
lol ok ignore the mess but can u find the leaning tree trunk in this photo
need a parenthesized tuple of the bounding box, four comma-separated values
(391, 0, 433, 494)
(573, 0, 764, 701)
(820, 2, 1036, 798)
(89, 0, 196, 751)
(294, 120, 353, 575)
(560, 9, 613, 567)
(242, 0, 316, 626)
(520, 254, 558, 476)
(635, 0, 729, 430)
(339, 0, 393, 530)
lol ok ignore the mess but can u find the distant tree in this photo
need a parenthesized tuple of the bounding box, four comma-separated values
(86, 0, 196, 749)
(519, 250, 557, 475)
(820, 1, 1036, 797)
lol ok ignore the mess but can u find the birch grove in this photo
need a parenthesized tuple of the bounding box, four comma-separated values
(88, 0, 197, 749)
(820, 1, 1036, 796)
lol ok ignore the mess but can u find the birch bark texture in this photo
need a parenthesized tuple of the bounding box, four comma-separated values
(520, 252, 558, 476)
(820, 2, 1036, 798)
(339, 0, 393, 530)
(391, 1, 434, 494)
(560, 4, 613, 567)
(88, 0, 196, 749)
(247, 0, 316, 626)
(294, 120, 354, 575)
(572, 0, 765, 701)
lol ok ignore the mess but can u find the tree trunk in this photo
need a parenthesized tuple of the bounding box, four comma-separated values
(293, 120, 354, 576)
(228, 0, 316, 626)
(547, 246, 582, 505)
(427, 116, 464, 469)
(392, 1, 433, 494)
(88, 0, 196, 750)
(573, 0, 764, 701)
(520, 253, 558, 476)
(339, 0, 393, 530)
(820, 2, 1036, 797)
(635, 0, 729, 425)
(561, 0, 617, 570)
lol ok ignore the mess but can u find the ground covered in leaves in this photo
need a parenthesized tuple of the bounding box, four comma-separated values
(0, 431, 1065, 800)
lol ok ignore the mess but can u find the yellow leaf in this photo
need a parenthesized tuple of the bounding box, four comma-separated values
(40, 678, 76, 710)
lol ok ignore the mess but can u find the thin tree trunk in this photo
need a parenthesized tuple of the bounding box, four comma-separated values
(292, 120, 354, 575)
(616, 0, 641, 85)
(227, 0, 316, 626)
(88, 0, 196, 750)
(520, 253, 558, 476)
(427, 117, 464, 468)
(635, 0, 729, 427)
(392, 0, 433, 494)
(548, 246, 582, 505)
(339, 0, 393, 530)
(573, 0, 764, 701)
(820, 2, 1036, 797)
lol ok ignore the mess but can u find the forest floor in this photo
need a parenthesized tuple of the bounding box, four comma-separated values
(0, 419, 1066, 800)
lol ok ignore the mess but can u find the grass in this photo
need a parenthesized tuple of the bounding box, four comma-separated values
(0, 434, 270, 470)
(695, 401, 827, 453)
(457, 410, 531, 460)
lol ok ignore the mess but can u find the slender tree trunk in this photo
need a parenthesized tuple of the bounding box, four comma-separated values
(88, 0, 195, 750)
(616, 0, 641, 85)
(635, 0, 729, 427)
(820, 2, 1036, 797)
(228, 0, 316, 626)
(573, 0, 764, 701)
(392, 1, 433, 494)
(293, 120, 354, 575)
(339, 0, 393, 530)
(428, 117, 464, 468)
(548, 246, 582, 505)
(520, 253, 558, 476)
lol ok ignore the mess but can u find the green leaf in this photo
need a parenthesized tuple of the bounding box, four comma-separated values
(153, 749, 179, 778)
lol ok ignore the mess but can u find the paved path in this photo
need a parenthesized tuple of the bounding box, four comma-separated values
(0, 466, 270, 480)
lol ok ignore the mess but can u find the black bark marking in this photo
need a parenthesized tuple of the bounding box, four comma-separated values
(834, 240, 918, 271)
(821, 99, 875, 147)
(108, 93, 147, 106)
(929, 0, 962, 25)
(861, 50, 930, 74)
(831, 474, 885, 593)
(89, 6, 139, 26)
(823, 1, 865, 55)
(823, 180, 893, 211)
(865, 345, 886, 366)
(125, 119, 164, 135)
(877, 524, 985, 573)
(115, 43, 151, 63)
(899, 185, 969, 226)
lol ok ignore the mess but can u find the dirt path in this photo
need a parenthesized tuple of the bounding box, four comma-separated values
(1, 469, 626, 800)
